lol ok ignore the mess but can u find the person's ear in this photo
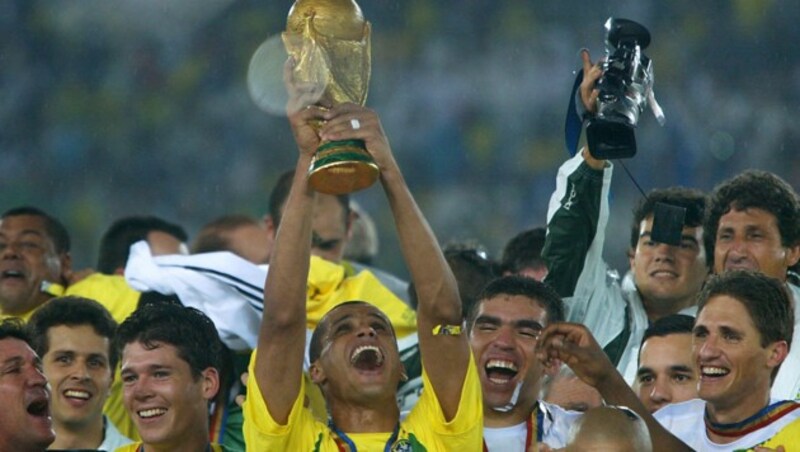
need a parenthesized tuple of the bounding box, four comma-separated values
(59, 252, 73, 283)
(309, 361, 326, 385)
(200, 367, 221, 401)
(784, 244, 800, 268)
(264, 215, 277, 240)
(766, 340, 789, 370)
(628, 247, 636, 273)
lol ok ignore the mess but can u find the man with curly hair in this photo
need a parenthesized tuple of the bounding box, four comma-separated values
(704, 169, 800, 400)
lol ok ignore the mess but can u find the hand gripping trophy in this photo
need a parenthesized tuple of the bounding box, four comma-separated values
(282, 0, 378, 194)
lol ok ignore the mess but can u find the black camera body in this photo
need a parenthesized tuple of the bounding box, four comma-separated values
(586, 18, 655, 159)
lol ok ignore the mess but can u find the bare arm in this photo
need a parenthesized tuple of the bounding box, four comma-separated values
(254, 60, 328, 423)
(537, 322, 692, 452)
(320, 104, 470, 421)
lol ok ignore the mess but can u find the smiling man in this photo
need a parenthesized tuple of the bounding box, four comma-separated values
(467, 275, 581, 450)
(0, 318, 54, 452)
(27, 296, 132, 451)
(654, 270, 800, 449)
(705, 170, 800, 401)
(0, 207, 71, 321)
(115, 302, 224, 452)
(542, 50, 708, 385)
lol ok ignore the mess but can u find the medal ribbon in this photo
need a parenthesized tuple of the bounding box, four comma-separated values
(329, 420, 400, 452)
(482, 403, 541, 451)
(705, 400, 800, 438)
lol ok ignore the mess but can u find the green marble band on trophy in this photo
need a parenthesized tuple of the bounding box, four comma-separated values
(283, 0, 378, 195)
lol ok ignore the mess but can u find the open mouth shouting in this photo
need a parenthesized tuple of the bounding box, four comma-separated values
(27, 396, 50, 418)
(485, 359, 519, 385)
(350, 345, 385, 371)
(0, 268, 26, 285)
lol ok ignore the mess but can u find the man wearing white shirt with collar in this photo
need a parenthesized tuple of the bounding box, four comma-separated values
(705, 169, 800, 400)
(654, 270, 800, 450)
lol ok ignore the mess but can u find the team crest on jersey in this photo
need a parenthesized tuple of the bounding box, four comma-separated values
(390, 440, 412, 452)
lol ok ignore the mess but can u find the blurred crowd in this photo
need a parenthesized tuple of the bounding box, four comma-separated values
(2, 0, 800, 274)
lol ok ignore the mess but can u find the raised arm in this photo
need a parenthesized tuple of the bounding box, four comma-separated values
(319, 104, 470, 421)
(537, 322, 692, 452)
(254, 67, 327, 422)
(542, 50, 608, 298)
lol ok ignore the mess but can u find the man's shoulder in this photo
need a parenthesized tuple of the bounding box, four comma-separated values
(653, 398, 706, 424)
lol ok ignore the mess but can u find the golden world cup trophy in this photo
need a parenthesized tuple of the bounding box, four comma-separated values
(283, 0, 377, 194)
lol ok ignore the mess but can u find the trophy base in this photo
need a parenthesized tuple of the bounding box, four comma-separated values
(308, 139, 380, 194)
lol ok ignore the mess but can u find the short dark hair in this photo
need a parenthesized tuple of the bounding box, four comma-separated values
(1, 206, 71, 254)
(97, 215, 188, 274)
(466, 275, 565, 331)
(641, 314, 694, 346)
(308, 301, 396, 364)
(697, 270, 793, 350)
(268, 169, 350, 229)
(631, 187, 707, 249)
(629, 187, 707, 253)
(501, 227, 547, 274)
(115, 303, 223, 381)
(0, 318, 32, 345)
(442, 245, 499, 316)
(27, 296, 119, 369)
(704, 170, 800, 271)
(191, 214, 261, 254)
(697, 271, 793, 382)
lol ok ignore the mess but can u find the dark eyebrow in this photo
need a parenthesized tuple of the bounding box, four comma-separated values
(0, 229, 45, 239)
(636, 367, 654, 378)
(474, 316, 542, 331)
(1, 356, 24, 367)
(640, 231, 698, 245)
(719, 325, 742, 337)
(692, 325, 708, 335)
(474, 315, 501, 326)
(669, 365, 694, 373)
(514, 319, 544, 331)
(330, 314, 353, 329)
(367, 312, 391, 327)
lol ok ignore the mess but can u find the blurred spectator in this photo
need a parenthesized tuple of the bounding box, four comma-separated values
(500, 226, 548, 281)
(97, 215, 188, 274)
(192, 213, 271, 264)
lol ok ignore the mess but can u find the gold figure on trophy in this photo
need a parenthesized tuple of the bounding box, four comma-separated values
(283, 0, 378, 194)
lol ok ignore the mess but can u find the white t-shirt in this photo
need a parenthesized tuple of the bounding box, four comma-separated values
(483, 401, 582, 451)
(654, 398, 800, 451)
(484, 423, 527, 452)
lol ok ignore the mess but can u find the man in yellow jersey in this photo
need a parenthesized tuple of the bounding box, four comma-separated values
(115, 302, 226, 452)
(242, 94, 482, 449)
